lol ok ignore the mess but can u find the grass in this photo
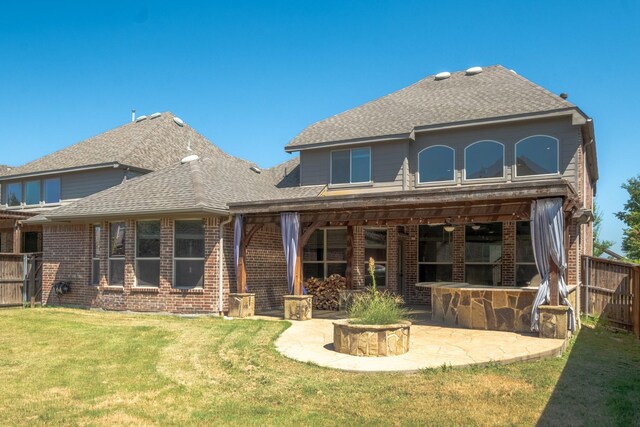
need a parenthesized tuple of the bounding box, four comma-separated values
(0, 308, 638, 426)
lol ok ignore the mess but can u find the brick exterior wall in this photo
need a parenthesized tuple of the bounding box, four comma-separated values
(502, 221, 516, 287)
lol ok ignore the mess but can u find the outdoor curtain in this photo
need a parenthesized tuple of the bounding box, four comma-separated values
(280, 212, 303, 295)
(530, 198, 575, 332)
(234, 214, 248, 292)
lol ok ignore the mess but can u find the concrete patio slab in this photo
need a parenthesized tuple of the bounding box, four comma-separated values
(256, 309, 565, 373)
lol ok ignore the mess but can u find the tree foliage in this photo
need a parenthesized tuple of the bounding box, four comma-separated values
(615, 175, 640, 261)
(593, 201, 614, 257)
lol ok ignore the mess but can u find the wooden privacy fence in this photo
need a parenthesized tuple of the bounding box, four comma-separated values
(0, 253, 42, 307)
(581, 255, 640, 338)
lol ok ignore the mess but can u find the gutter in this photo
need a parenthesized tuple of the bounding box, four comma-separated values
(38, 206, 230, 223)
(218, 215, 233, 315)
(0, 162, 151, 181)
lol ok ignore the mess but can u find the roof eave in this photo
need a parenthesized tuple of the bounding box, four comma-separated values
(0, 162, 152, 181)
(39, 205, 230, 223)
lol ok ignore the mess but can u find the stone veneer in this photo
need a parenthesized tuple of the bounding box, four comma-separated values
(283, 295, 313, 320)
(333, 319, 411, 356)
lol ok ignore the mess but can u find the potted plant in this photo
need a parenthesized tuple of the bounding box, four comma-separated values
(333, 258, 411, 356)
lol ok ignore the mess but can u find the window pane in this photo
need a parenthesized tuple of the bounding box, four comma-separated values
(109, 259, 124, 285)
(351, 148, 371, 183)
(364, 263, 386, 287)
(92, 259, 100, 285)
(303, 229, 324, 261)
(465, 141, 504, 179)
(466, 264, 501, 286)
(331, 151, 350, 184)
(93, 225, 101, 257)
(516, 136, 558, 176)
(137, 221, 160, 258)
(364, 229, 387, 262)
(516, 264, 539, 287)
(136, 259, 160, 287)
(516, 221, 535, 263)
(327, 263, 347, 277)
(419, 264, 453, 282)
(175, 260, 204, 288)
(419, 146, 454, 183)
(418, 225, 452, 262)
(110, 222, 126, 257)
(326, 228, 347, 261)
(44, 178, 61, 203)
(7, 183, 22, 206)
(175, 220, 204, 258)
(303, 263, 324, 280)
(465, 223, 502, 263)
(25, 181, 40, 205)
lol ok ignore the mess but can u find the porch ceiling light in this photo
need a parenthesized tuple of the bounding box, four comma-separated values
(444, 225, 455, 233)
(471, 224, 481, 231)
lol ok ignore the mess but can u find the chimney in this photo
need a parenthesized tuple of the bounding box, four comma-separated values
(131, 109, 136, 122)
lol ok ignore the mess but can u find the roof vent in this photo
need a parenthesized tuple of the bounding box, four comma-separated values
(173, 117, 185, 127)
(465, 66, 483, 76)
(149, 112, 162, 119)
(560, 93, 568, 100)
(136, 115, 148, 122)
(434, 71, 451, 81)
(250, 166, 262, 174)
(181, 154, 199, 164)
(510, 69, 517, 74)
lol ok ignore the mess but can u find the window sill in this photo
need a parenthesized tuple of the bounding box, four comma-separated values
(130, 287, 160, 293)
(512, 173, 562, 181)
(170, 287, 204, 294)
(100, 286, 124, 292)
(328, 181, 373, 190)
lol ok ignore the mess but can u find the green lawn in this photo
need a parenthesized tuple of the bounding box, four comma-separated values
(0, 308, 638, 426)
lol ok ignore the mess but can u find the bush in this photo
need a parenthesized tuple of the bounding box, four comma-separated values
(348, 257, 408, 325)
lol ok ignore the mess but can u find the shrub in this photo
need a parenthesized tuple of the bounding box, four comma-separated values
(348, 257, 408, 325)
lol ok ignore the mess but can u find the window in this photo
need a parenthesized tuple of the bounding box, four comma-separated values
(516, 221, 538, 286)
(464, 141, 504, 180)
(418, 146, 455, 184)
(109, 222, 126, 286)
(174, 220, 204, 288)
(24, 181, 40, 205)
(44, 178, 61, 204)
(92, 225, 101, 285)
(418, 225, 453, 282)
(515, 136, 559, 177)
(364, 229, 387, 287)
(136, 221, 160, 287)
(465, 223, 502, 286)
(6, 183, 21, 206)
(330, 147, 371, 184)
(303, 228, 347, 279)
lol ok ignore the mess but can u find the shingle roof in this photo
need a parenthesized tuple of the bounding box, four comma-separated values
(286, 65, 577, 150)
(38, 154, 322, 220)
(2, 112, 225, 178)
(0, 165, 13, 176)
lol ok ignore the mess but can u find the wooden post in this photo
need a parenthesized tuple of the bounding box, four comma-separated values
(28, 255, 35, 308)
(549, 255, 559, 306)
(236, 224, 246, 293)
(293, 241, 302, 296)
(12, 222, 21, 254)
(633, 266, 640, 339)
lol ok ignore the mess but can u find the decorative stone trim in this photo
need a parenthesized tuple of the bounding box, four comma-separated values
(228, 293, 255, 318)
(169, 288, 205, 294)
(538, 305, 570, 339)
(100, 286, 124, 292)
(333, 319, 411, 357)
(283, 295, 313, 321)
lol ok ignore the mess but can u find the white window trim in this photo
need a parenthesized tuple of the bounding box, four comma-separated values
(514, 135, 560, 179)
(173, 219, 205, 289)
(463, 140, 505, 182)
(302, 227, 347, 279)
(329, 147, 372, 186)
(135, 220, 161, 288)
(91, 224, 101, 286)
(416, 145, 456, 185)
(108, 221, 126, 287)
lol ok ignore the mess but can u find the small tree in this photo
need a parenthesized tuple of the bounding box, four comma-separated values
(593, 200, 614, 257)
(615, 175, 640, 261)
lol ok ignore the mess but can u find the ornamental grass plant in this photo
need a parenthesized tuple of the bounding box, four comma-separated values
(348, 257, 408, 325)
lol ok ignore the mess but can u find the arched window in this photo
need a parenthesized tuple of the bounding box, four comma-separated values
(515, 136, 559, 177)
(464, 141, 504, 180)
(418, 146, 455, 183)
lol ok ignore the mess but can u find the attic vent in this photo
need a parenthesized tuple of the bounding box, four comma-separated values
(250, 166, 262, 174)
(560, 93, 568, 100)
(465, 66, 483, 75)
(149, 112, 162, 119)
(181, 154, 199, 164)
(136, 115, 148, 122)
(173, 117, 185, 127)
(434, 71, 451, 81)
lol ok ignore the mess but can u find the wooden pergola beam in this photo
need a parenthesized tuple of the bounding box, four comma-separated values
(293, 221, 323, 295)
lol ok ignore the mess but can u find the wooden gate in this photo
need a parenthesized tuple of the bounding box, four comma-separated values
(0, 253, 42, 307)
(581, 255, 640, 337)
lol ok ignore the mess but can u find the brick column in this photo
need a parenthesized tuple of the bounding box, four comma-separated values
(386, 226, 398, 293)
(452, 226, 465, 282)
(204, 217, 220, 311)
(159, 218, 173, 289)
(124, 219, 136, 290)
(502, 221, 516, 286)
(99, 221, 109, 286)
(567, 217, 579, 287)
(353, 226, 365, 289)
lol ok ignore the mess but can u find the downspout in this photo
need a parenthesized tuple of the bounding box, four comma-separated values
(218, 215, 233, 315)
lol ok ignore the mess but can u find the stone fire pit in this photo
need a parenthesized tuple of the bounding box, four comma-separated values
(333, 319, 411, 357)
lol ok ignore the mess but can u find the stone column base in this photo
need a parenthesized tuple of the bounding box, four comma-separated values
(284, 295, 313, 321)
(228, 293, 255, 318)
(538, 305, 569, 339)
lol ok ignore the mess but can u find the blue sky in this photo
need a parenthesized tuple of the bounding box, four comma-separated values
(1, 1, 638, 252)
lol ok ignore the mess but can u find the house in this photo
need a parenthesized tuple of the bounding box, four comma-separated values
(0, 112, 222, 253)
(29, 65, 597, 333)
